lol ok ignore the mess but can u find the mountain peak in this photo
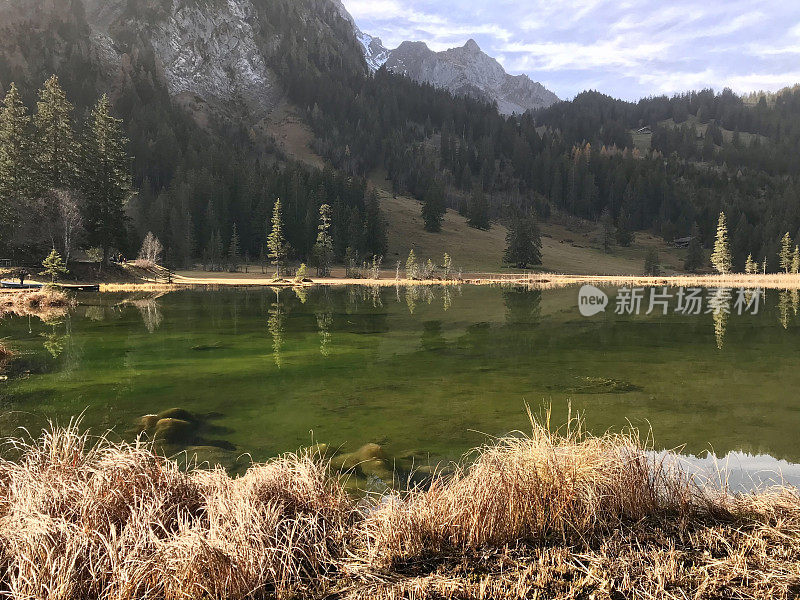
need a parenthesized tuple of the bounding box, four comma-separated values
(463, 39, 481, 52)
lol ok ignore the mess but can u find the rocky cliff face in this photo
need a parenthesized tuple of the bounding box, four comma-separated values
(0, 0, 366, 123)
(89, 0, 287, 122)
(382, 38, 559, 115)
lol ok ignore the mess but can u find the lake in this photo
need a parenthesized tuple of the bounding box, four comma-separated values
(1, 284, 799, 488)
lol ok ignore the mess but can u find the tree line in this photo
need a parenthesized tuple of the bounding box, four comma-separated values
(0, 76, 387, 270)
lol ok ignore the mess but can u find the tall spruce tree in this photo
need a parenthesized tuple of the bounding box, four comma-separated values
(779, 232, 793, 273)
(80, 95, 132, 264)
(421, 182, 446, 233)
(745, 254, 757, 275)
(0, 83, 34, 235)
(267, 197, 288, 277)
(228, 223, 241, 272)
(710, 212, 732, 274)
(503, 211, 542, 268)
(684, 224, 704, 272)
(793, 246, 800, 275)
(34, 75, 77, 190)
(467, 184, 490, 230)
(312, 203, 333, 277)
(644, 248, 660, 276)
(363, 189, 388, 257)
(600, 207, 615, 253)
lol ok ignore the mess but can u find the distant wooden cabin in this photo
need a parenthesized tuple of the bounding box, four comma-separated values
(636, 126, 652, 135)
(673, 236, 694, 249)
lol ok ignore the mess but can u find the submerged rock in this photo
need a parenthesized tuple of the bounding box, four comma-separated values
(154, 418, 195, 444)
(157, 408, 197, 422)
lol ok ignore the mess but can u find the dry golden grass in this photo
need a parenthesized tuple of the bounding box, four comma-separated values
(0, 288, 72, 320)
(0, 420, 796, 599)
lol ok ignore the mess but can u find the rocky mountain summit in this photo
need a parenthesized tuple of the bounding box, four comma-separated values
(381, 38, 559, 115)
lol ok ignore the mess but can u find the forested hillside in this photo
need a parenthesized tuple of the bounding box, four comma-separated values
(2, 0, 800, 273)
(0, 0, 387, 268)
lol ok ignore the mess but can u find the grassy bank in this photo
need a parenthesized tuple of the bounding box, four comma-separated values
(0, 288, 72, 319)
(0, 422, 797, 599)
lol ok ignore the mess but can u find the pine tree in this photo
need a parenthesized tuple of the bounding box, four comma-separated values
(745, 254, 757, 275)
(228, 223, 240, 272)
(793, 246, 800, 275)
(80, 95, 132, 264)
(41, 248, 68, 283)
(0, 83, 34, 233)
(405, 249, 418, 280)
(312, 203, 333, 277)
(779, 232, 793, 273)
(684, 224, 704, 272)
(184, 212, 195, 269)
(710, 212, 732, 274)
(615, 208, 634, 247)
(467, 184, 490, 230)
(363, 189, 388, 256)
(421, 182, 445, 233)
(644, 248, 660, 276)
(34, 75, 77, 190)
(503, 211, 542, 268)
(267, 197, 287, 277)
(600, 207, 615, 253)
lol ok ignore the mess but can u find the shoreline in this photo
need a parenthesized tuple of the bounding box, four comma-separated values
(5, 272, 800, 294)
(100, 271, 800, 292)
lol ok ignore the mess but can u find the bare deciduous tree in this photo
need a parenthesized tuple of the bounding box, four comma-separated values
(138, 231, 163, 265)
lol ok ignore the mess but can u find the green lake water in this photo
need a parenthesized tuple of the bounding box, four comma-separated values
(1, 284, 799, 484)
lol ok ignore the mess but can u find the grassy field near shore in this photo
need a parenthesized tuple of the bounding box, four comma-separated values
(0, 420, 796, 599)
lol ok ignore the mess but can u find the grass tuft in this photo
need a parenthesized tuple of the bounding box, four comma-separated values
(0, 420, 797, 599)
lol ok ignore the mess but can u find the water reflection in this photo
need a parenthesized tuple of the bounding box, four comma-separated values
(661, 450, 800, 492)
(267, 288, 285, 368)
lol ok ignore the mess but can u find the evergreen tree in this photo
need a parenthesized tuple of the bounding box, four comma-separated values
(684, 224, 704, 272)
(744, 254, 757, 275)
(267, 197, 288, 277)
(467, 184, 490, 230)
(793, 246, 800, 275)
(600, 207, 615, 253)
(228, 223, 241, 272)
(421, 182, 446, 233)
(0, 84, 35, 242)
(184, 212, 195, 269)
(80, 95, 132, 264)
(710, 212, 732, 274)
(363, 189, 388, 256)
(779, 232, 793, 273)
(405, 249, 418, 279)
(41, 248, 68, 283)
(34, 75, 77, 190)
(312, 203, 334, 277)
(644, 248, 660, 276)
(503, 211, 542, 268)
(615, 208, 634, 247)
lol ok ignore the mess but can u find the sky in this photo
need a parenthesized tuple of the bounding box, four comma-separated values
(341, 0, 800, 101)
